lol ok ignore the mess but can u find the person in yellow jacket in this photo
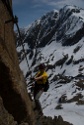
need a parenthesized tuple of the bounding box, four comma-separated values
(33, 63, 48, 115)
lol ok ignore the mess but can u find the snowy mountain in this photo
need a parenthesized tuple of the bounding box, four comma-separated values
(16, 5, 84, 125)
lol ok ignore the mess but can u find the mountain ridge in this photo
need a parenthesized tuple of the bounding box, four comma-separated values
(16, 5, 84, 125)
(16, 5, 84, 77)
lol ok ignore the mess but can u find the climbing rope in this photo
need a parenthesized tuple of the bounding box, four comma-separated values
(1, 0, 30, 71)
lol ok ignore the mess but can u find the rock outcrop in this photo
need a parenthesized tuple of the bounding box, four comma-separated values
(0, 1, 35, 125)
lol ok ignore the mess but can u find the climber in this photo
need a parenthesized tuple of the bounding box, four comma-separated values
(32, 63, 48, 115)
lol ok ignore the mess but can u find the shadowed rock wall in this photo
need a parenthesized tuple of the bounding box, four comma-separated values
(0, 1, 35, 125)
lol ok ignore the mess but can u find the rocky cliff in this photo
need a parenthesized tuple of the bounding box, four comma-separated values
(0, 1, 35, 125)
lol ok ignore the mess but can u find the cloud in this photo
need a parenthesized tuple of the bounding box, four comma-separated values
(31, 4, 42, 8)
(32, 0, 84, 9)
(56, 0, 84, 9)
(13, 0, 84, 10)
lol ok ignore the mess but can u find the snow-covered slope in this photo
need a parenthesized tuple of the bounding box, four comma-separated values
(16, 5, 84, 125)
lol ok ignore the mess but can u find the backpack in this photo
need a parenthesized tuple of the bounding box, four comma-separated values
(44, 79, 49, 92)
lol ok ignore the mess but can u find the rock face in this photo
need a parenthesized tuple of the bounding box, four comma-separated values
(0, 1, 35, 125)
(0, 96, 17, 125)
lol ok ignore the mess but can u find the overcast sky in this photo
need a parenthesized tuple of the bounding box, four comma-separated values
(12, 0, 84, 28)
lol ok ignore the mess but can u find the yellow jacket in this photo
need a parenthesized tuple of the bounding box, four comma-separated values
(35, 71, 48, 84)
